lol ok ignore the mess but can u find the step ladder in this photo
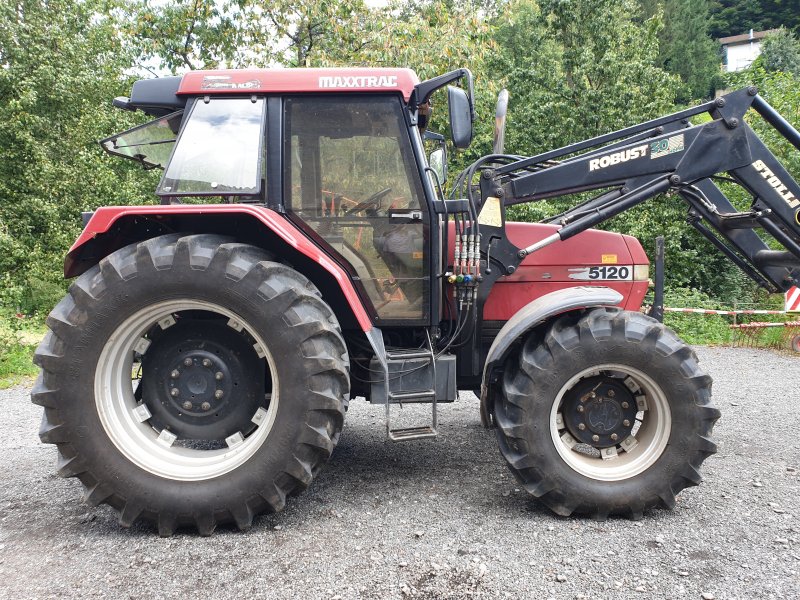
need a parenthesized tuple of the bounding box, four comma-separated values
(377, 331, 438, 441)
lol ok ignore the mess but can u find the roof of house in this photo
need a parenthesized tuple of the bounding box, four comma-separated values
(719, 29, 781, 45)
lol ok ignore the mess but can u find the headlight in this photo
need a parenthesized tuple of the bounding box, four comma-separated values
(633, 264, 650, 281)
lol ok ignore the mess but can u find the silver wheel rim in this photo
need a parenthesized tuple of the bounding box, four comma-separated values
(549, 364, 671, 481)
(95, 300, 278, 481)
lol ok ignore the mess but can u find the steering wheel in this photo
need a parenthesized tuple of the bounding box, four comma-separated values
(345, 187, 393, 215)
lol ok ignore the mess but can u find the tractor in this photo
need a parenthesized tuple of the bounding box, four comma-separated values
(33, 68, 800, 535)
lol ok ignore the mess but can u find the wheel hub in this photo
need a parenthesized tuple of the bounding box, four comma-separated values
(166, 350, 233, 416)
(140, 320, 266, 441)
(563, 376, 638, 448)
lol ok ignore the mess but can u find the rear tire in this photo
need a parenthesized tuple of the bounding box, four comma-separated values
(33, 234, 349, 535)
(494, 308, 719, 519)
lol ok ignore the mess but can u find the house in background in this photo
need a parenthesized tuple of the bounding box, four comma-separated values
(719, 29, 780, 72)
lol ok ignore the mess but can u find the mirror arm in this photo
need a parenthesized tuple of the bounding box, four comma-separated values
(411, 68, 474, 121)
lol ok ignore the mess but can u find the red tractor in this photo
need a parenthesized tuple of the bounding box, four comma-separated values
(34, 68, 800, 535)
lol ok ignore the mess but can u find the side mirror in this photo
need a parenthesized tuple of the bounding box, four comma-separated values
(429, 146, 447, 184)
(447, 85, 473, 149)
(493, 89, 509, 155)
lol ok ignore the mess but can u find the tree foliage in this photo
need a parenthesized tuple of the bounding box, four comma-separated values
(709, 0, 800, 39)
(640, 0, 723, 102)
(758, 28, 800, 76)
(1, 0, 798, 323)
(491, 0, 678, 157)
(123, 0, 246, 73)
(0, 0, 157, 313)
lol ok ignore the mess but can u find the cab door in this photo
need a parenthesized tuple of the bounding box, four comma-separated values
(284, 95, 432, 324)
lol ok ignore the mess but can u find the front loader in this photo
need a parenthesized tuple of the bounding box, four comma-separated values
(32, 67, 800, 534)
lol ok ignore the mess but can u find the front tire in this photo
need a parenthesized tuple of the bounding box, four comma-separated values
(33, 234, 349, 535)
(494, 308, 719, 519)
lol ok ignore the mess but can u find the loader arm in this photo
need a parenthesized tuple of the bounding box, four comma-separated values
(473, 87, 800, 293)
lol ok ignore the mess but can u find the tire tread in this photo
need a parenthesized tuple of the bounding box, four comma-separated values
(495, 307, 719, 520)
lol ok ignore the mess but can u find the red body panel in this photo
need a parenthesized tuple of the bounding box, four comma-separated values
(67, 205, 374, 332)
(464, 222, 649, 321)
(70, 209, 648, 333)
(178, 68, 420, 101)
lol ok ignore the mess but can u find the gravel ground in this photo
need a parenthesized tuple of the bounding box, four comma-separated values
(0, 346, 798, 599)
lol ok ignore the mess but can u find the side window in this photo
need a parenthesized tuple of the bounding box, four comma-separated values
(158, 98, 265, 196)
(285, 96, 429, 322)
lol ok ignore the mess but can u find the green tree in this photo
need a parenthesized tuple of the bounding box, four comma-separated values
(0, 0, 154, 314)
(491, 0, 678, 156)
(641, 0, 723, 101)
(125, 0, 487, 73)
(758, 28, 800, 76)
(709, 0, 799, 39)
(123, 0, 246, 73)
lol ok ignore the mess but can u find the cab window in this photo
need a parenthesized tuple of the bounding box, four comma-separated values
(158, 98, 265, 196)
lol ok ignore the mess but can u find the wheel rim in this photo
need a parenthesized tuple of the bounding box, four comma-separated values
(95, 300, 279, 481)
(549, 364, 671, 482)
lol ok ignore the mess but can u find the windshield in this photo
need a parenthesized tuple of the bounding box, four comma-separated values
(99, 111, 183, 169)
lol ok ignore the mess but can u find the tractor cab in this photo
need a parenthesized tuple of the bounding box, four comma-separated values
(101, 68, 476, 327)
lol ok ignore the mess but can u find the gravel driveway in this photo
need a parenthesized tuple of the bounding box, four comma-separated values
(1, 346, 798, 599)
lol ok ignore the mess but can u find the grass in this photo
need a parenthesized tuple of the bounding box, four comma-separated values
(0, 317, 44, 389)
(0, 343, 38, 389)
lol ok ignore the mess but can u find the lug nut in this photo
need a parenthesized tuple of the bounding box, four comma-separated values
(170, 388, 180, 397)
(608, 389, 616, 398)
(592, 434, 600, 443)
(577, 405, 585, 413)
(202, 358, 212, 368)
(215, 371, 224, 381)
(182, 401, 192, 410)
(611, 433, 618, 441)
(578, 423, 586, 431)
(170, 369, 180, 379)
(201, 402, 211, 411)
(621, 401, 629, 409)
(183, 357, 193, 367)
(214, 390, 224, 400)
(623, 419, 631, 427)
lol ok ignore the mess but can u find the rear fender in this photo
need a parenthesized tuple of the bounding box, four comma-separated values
(479, 286, 624, 427)
(66, 205, 374, 332)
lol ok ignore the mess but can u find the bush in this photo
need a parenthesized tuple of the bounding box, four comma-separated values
(662, 287, 733, 345)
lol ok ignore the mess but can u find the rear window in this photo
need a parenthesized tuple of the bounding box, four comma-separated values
(100, 111, 182, 169)
(157, 97, 265, 196)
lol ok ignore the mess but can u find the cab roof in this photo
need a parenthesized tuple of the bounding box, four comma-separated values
(128, 68, 420, 116)
(180, 68, 419, 99)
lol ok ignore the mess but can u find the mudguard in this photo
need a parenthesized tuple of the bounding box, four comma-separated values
(65, 204, 374, 332)
(479, 286, 624, 427)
